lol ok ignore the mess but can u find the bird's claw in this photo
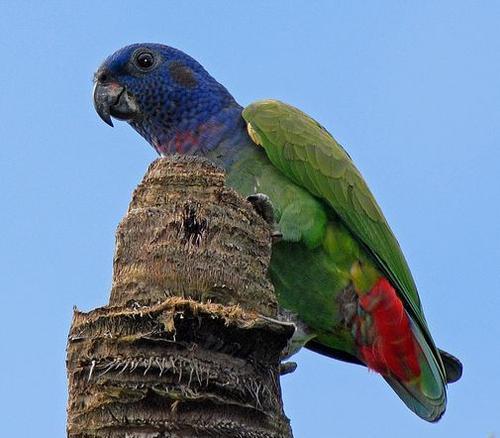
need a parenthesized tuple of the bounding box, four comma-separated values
(272, 229, 283, 243)
(247, 193, 283, 242)
(247, 193, 275, 225)
(279, 361, 298, 376)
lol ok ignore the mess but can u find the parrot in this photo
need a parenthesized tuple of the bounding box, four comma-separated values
(92, 43, 462, 422)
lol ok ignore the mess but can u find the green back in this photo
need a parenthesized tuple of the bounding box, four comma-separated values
(242, 99, 443, 372)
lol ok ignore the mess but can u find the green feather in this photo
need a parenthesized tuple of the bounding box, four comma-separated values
(242, 99, 446, 380)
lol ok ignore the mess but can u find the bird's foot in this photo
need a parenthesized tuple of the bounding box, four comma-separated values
(279, 361, 298, 376)
(247, 193, 282, 242)
(271, 229, 283, 243)
(247, 193, 275, 224)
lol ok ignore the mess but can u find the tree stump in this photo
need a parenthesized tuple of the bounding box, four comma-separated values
(66, 156, 295, 438)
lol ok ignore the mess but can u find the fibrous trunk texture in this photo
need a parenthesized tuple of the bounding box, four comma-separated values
(66, 156, 294, 438)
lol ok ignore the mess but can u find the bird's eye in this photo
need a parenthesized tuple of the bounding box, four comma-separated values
(136, 51, 155, 69)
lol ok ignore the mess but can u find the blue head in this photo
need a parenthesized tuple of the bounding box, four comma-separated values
(93, 43, 243, 155)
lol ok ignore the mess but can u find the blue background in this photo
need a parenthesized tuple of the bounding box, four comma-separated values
(1, 1, 498, 437)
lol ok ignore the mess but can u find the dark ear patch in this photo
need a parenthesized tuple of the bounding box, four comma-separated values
(169, 61, 197, 88)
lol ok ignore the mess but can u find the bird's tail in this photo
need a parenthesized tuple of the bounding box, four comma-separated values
(384, 320, 446, 422)
(355, 278, 462, 422)
(383, 320, 462, 422)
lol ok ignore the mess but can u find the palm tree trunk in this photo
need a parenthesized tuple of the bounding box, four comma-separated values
(66, 156, 294, 438)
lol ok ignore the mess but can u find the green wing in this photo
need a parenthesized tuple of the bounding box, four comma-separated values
(242, 99, 442, 369)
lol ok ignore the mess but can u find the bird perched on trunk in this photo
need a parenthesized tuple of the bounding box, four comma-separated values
(93, 43, 462, 422)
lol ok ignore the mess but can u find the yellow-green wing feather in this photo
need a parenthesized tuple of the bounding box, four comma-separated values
(243, 99, 442, 368)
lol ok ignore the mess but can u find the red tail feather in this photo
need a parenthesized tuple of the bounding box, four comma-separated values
(358, 278, 421, 381)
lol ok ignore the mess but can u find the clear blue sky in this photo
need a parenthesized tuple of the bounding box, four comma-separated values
(1, 1, 499, 437)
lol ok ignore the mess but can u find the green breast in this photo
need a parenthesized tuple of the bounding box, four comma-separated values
(226, 145, 375, 355)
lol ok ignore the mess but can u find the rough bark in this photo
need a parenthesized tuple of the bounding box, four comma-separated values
(66, 156, 294, 438)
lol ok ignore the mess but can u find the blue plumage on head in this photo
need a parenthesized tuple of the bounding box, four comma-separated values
(95, 43, 242, 155)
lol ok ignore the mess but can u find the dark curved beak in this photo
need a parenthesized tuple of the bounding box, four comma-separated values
(93, 79, 140, 127)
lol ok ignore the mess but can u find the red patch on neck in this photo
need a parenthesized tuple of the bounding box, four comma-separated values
(357, 278, 421, 381)
(173, 131, 199, 154)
